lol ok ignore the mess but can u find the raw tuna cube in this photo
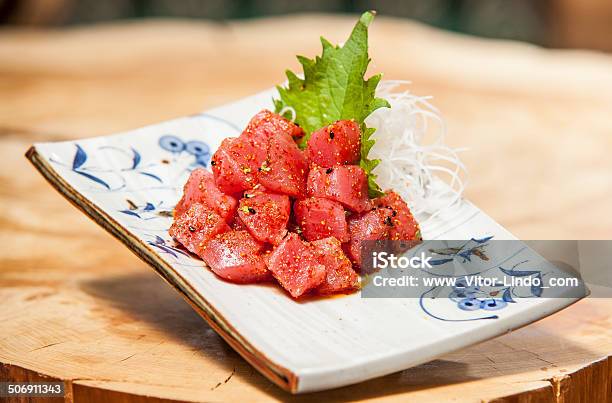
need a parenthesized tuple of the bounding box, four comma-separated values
(243, 109, 304, 141)
(174, 168, 237, 220)
(307, 165, 372, 212)
(230, 215, 248, 231)
(200, 230, 271, 283)
(169, 203, 230, 255)
(311, 237, 359, 294)
(374, 191, 421, 241)
(211, 137, 265, 194)
(258, 134, 308, 197)
(267, 233, 326, 298)
(306, 120, 361, 167)
(237, 191, 291, 245)
(346, 207, 395, 266)
(294, 197, 349, 242)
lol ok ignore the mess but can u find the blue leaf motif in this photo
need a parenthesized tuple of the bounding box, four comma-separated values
(172, 247, 191, 257)
(73, 144, 87, 169)
(500, 268, 540, 277)
(149, 242, 177, 258)
(531, 274, 543, 297)
(502, 288, 516, 303)
(472, 236, 493, 244)
(430, 258, 454, 266)
(140, 172, 162, 183)
(458, 250, 472, 261)
(155, 235, 165, 244)
(144, 203, 155, 211)
(74, 170, 110, 189)
(131, 148, 141, 169)
(120, 210, 141, 218)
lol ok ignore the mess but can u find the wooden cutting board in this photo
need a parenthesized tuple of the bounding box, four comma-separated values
(1, 15, 611, 402)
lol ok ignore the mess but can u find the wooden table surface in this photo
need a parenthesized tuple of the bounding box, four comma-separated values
(1, 15, 611, 402)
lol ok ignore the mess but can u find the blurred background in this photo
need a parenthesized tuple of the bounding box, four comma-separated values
(1, 0, 612, 52)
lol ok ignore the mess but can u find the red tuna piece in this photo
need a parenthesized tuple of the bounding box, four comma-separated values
(311, 237, 359, 295)
(267, 233, 326, 298)
(174, 168, 237, 220)
(230, 215, 248, 231)
(294, 197, 349, 242)
(169, 203, 230, 255)
(307, 165, 372, 212)
(200, 230, 270, 283)
(346, 207, 395, 266)
(237, 191, 291, 245)
(258, 134, 308, 197)
(211, 137, 265, 195)
(374, 191, 421, 241)
(243, 109, 304, 141)
(306, 120, 361, 167)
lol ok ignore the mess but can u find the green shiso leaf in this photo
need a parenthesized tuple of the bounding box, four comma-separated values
(274, 11, 389, 197)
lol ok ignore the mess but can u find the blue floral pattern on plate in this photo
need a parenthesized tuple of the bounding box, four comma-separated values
(413, 237, 547, 321)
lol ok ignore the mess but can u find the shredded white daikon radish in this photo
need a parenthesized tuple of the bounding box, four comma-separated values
(367, 80, 467, 225)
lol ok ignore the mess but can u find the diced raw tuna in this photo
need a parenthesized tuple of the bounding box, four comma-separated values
(307, 165, 372, 212)
(346, 207, 395, 266)
(306, 120, 361, 167)
(199, 230, 271, 283)
(174, 168, 237, 220)
(230, 215, 248, 231)
(311, 237, 359, 294)
(267, 233, 326, 298)
(169, 203, 230, 255)
(237, 191, 291, 245)
(243, 109, 304, 141)
(258, 134, 308, 197)
(294, 197, 349, 242)
(374, 191, 421, 241)
(211, 137, 265, 194)
(213, 116, 306, 197)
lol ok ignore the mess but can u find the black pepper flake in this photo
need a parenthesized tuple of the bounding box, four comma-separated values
(392, 210, 397, 217)
(329, 131, 335, 139)
(248, 207, 256, 214)
(188, 225, 196, 232)
(211, 160, 216, 166)
(384, 216, 394, 227)
(326, 168, 333, 174)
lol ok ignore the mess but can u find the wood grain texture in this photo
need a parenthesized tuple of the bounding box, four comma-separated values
(0, 15, 611, 402)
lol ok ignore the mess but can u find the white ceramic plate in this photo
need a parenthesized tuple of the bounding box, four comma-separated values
(27, 89, 583, 393)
